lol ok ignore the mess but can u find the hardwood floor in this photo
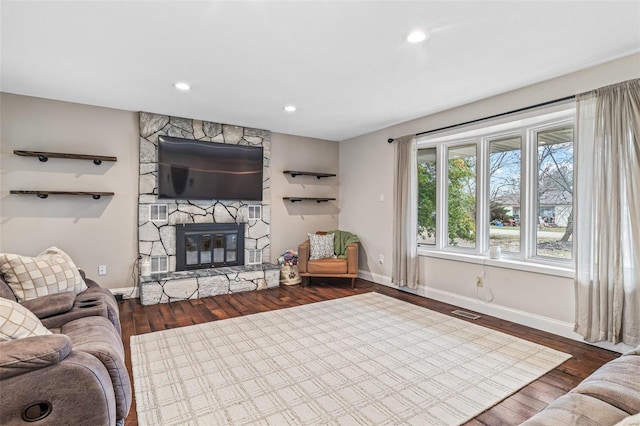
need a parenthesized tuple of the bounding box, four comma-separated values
(119, 279, 619, 426)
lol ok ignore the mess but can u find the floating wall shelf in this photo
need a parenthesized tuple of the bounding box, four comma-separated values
(10, 190, 115, 200)
(283, 197, 336, 203)
(283, 170, 336, 179)
(14, 150, 118, 165)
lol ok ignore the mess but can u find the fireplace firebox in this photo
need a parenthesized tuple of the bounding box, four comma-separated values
(176, 223, 245, 271)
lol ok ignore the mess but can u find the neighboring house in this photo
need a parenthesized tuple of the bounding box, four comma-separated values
(495, 189, 572, 227)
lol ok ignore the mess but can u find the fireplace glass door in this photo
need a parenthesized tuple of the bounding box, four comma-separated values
(176, 223, 245, 271)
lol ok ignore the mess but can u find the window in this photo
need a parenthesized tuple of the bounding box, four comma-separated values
(247, 204, 262, 221)
(447, 144, 477, 248)
(535, 125, 574, 259)
(150, 204, 168, 222)
(150, 255, 169, 273)
(417, 105, 575, 265)
(246, 249, 262, 265)
(417, 148, 437, 245)
(489, 135, 522, 254)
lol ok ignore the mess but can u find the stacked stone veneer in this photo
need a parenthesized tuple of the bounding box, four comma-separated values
(139, 265, 280, 305)
(138, 112, 277, 305)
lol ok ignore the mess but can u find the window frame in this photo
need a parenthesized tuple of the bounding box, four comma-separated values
(417, 103, 575, 270)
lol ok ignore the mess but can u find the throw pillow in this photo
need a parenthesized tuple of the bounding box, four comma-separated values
(0, 247, 87, 302)
(0, 298, 51, 341)
(308, 233, 335, 260)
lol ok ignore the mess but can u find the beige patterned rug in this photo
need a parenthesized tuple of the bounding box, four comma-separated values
(131, 292, 570, 425)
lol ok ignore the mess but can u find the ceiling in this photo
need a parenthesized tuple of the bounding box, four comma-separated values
(1, 1, 639, 142)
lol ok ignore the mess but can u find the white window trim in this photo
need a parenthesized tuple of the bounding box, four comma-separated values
(247, 204, 262, 221)
(417, 249, 574, 278)
(149, 204, 168, 222)
(417, 102, 576, 271)
(150, 255, 169, 273)
(246, 249, 262, 265)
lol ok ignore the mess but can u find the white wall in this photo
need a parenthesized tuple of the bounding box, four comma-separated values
(0, 94, 340, 289)
(339, 53, 640, 345)
(0, 93, 140, 289)
(270, 133, 339, 258)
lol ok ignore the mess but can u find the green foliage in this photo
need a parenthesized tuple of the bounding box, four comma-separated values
(446, 158, 476, 245)
(417, 157, 476, 245)
(417, 162, 436, 238)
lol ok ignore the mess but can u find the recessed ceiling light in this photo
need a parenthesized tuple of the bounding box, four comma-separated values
(284, 105, 297, 112)
(174, 82, 191, 91)
(407, 30, 429, 44)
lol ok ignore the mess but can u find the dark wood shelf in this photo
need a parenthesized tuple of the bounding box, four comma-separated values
(283, 170, 336, 179)
(14, 150, 117, 165)
(283, 197, 336, 203)
(10, 190, 115, 200)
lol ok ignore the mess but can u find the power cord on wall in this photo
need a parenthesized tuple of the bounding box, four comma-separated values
(476, 259, 494, 303)
(123, 255, 141, 300)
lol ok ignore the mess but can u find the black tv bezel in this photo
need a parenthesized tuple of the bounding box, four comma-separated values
(157, 135, 264, 201)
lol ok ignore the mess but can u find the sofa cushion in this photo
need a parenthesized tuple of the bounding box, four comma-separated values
(308, 233, 335, 260)
(616, 413, 640, 426)
(62, 316, 131, 419)
(0, 334, 72, 379)
(522, 393, 629, 425)
(624, 345, 640, 356)
(308, 258, 348, 274)
(0, 298, 51, 341)
(0, 247, 87, 302)
(573, 355, 640, 414)
(20, 292, 76, 319)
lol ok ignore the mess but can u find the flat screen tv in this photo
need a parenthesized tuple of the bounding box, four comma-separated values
(157, 135, 263, 201)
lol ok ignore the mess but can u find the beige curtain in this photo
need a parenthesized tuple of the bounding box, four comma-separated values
(574, 79, 640, 346)
(392, 135, 419, 289)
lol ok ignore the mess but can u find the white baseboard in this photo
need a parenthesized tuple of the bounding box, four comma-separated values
(358, 270, 392, 286)
(108, 286, 139, 299)
(359, 271, 630, 354)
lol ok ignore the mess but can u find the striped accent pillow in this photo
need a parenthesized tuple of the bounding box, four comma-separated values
(0, 298, 51, 340)
(0, 247, 87, 302)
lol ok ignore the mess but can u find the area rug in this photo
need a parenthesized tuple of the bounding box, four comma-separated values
(131, 292, 570, 425)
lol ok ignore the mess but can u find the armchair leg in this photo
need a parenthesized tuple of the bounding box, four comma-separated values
(351, 278, 355, 289)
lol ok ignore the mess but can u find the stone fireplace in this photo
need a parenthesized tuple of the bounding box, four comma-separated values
(137, 112, 279, 305)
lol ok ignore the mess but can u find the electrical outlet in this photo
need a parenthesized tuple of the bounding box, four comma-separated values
(98, 265, 107, 276)
(476, 276, 483, 287)
(379, 254, 384, 264)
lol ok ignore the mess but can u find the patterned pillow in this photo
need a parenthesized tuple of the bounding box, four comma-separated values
(0, 298, 51, 340)
(0, 247, 87, 302)
(308, 233, 335, 260)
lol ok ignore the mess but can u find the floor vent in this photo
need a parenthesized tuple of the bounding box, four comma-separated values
(452, 310, 481, 320)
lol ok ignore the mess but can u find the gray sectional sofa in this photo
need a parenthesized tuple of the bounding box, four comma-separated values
(523, 345, 640, 425)
(0, 274, 131, 426)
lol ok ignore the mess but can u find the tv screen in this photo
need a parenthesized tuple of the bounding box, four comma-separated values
(157, 135, 263, 201)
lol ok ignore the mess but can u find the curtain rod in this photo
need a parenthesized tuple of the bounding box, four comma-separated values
(387, 94, 575, 143)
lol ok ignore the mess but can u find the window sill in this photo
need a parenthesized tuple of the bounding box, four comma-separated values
(418, 249, 574, 278)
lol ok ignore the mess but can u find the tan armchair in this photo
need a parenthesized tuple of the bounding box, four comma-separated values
(298, 232, 359, 289)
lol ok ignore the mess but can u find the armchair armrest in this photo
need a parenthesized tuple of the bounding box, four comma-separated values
(0, 334, 72, 380)
(21, 292, 76, 319)
(298, 240, 310, 273)
(347, 243, 358, 274)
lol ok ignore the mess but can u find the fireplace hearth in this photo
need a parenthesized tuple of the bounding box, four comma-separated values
(176, 223, 245, 271)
